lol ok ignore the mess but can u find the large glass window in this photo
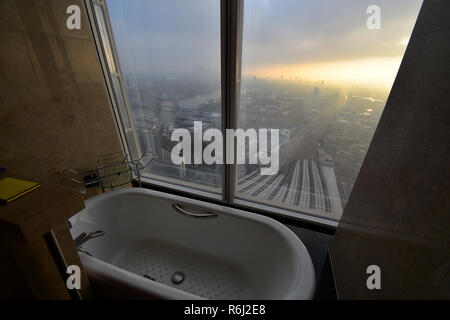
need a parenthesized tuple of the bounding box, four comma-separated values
(236, 0, 422, 220)
(106, 0, 222, 193)
(90, 0, 423, 223)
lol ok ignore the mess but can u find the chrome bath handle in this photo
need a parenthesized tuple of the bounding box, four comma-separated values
(172, 204, 218, 219)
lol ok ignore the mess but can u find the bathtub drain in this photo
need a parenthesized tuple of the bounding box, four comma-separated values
(171, 271, 185, 285)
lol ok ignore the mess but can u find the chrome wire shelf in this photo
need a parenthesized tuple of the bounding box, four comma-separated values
(59, 151, 156, 193)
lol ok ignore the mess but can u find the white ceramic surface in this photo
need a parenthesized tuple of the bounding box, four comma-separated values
(70, 188, 315, 299)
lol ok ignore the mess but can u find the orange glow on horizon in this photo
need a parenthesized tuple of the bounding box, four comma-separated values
(244, 57, 404, 90)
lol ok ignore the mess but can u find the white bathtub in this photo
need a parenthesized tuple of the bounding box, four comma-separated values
(70, 188, 315, 299)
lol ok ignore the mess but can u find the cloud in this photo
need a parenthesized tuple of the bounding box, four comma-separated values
(108, 0, 221, 76)
(242, 0, 423, 67)
(106, 0, 423, 77)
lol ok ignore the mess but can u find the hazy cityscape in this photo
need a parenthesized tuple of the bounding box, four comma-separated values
(123, 73, 386, 218)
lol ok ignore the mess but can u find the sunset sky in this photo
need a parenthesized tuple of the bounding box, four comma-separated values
(241, 0, 422, 89)
(108, 0, 423, 90)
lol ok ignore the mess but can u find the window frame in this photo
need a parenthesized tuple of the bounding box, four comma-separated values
(84, 0, 339, 229)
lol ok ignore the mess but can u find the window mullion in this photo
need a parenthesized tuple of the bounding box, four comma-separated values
(221, 0, 244, 204)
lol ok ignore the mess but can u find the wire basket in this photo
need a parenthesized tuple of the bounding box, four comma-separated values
(59, 151, 156, 193)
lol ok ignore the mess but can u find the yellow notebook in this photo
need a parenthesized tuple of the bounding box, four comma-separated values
(0, 178, 40, 204)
